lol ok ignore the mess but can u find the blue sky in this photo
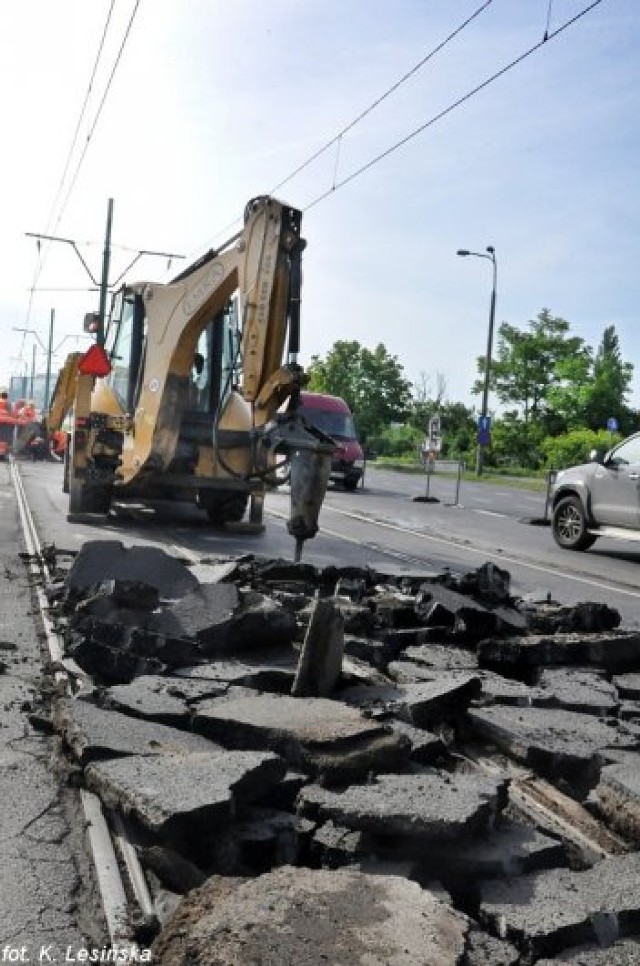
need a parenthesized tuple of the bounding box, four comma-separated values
(1, 0, 638, 417)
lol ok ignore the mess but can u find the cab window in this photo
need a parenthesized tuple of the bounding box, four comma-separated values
(105, 292, 145, 411)
(610, 436, 640, 466)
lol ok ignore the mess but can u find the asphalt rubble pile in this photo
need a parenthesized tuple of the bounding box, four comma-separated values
(39, 539, 640, 965)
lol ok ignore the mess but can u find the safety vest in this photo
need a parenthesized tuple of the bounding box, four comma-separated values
(0, 399, 11, 414)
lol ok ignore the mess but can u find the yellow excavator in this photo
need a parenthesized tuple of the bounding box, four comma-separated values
(45, 196, 334, 559)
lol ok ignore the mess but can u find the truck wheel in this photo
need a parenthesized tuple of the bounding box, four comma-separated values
(200, 494, 249, 526)
(552, 495, 597, 551)
(344, 476, 359, 492)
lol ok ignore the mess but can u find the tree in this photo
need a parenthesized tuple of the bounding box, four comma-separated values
(473, 309, 586, 423)
(306, 341, 413, 440)
(584, 326, 635, 433)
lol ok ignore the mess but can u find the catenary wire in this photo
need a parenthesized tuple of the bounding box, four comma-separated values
(269, 0, 495, 195)
(55, 0, 142, 229)
(48, 1, 116, 237)
(185, 0, 495, 259)
(22, 1, 117, 344)
(22, 0, 140, 359)
(303, 0, 605, 212)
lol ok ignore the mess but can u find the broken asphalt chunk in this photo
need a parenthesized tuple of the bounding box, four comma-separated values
(291, 597, 344, 698)
(53, 698, 217, 765)
(297, 770, 508, 841)
(478, 852, 640, 958)
(340, 673, 481, 728)
(536, 668, 619, 716)
(150, 866, 469, 966)
(193, 693, 409, 781)
(466, 705, 639, 793)
(63, 540, 199, 599)
(478, 630, 640, 673)
(165, 584, 297, 656)
(85, 749, 286, 837)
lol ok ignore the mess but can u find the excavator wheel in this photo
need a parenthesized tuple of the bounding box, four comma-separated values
(199, 493, 249, 527)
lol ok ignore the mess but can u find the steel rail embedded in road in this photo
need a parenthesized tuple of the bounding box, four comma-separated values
(9, 456, 151, 949)
(459, 747, 629, 862)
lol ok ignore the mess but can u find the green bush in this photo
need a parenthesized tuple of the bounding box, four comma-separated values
(540, 428, 621, 470)
(368, 424, 422, 458)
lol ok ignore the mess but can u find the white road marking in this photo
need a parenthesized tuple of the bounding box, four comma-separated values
(475, 509, 507, 518)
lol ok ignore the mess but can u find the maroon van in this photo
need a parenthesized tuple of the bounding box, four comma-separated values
(299, 392, 365, 490)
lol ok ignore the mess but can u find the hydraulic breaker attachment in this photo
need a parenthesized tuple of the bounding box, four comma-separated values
(263, 412, 335, 561)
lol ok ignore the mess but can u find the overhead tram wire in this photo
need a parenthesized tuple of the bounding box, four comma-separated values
(23, 1, 116, 338)
(55, 0, 143, 228)
(184, 0, 495, 260)
(303, 0, 606, 213)
(47, 1, 116, 237)
(270, 0, 495, 195)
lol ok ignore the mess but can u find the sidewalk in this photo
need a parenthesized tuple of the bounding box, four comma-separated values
(0, 460, 98, 957)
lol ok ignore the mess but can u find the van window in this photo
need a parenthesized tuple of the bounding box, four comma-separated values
(300, 407, 357, 439)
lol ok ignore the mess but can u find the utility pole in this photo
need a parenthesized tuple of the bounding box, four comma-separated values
(26, 205, 185, 344)
(97, 199, 113, 348)
(456, 246, 497, 476)
(44, 308, 55, 412)
(30, 344, 36, 400)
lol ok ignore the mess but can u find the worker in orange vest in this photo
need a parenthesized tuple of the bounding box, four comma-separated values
(21, 401, 37, 422)
(49, 429, 67, 461)
(0, 392, 12, 415)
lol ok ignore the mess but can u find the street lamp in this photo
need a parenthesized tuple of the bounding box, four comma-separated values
(456, 246, 497, 476)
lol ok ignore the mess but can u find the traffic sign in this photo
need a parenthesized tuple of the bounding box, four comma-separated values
(607, 417, 618, 432)
(477, 414, 491, 446)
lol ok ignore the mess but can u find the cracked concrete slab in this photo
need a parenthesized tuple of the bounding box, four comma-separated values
(479, 851, 640, 957)
(85, 749, 286, 837)
(54, 697, 218, 764)
(297, 770, 508, 840)
(193, 693, 409, 781)
(150, 866, 469, 965)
